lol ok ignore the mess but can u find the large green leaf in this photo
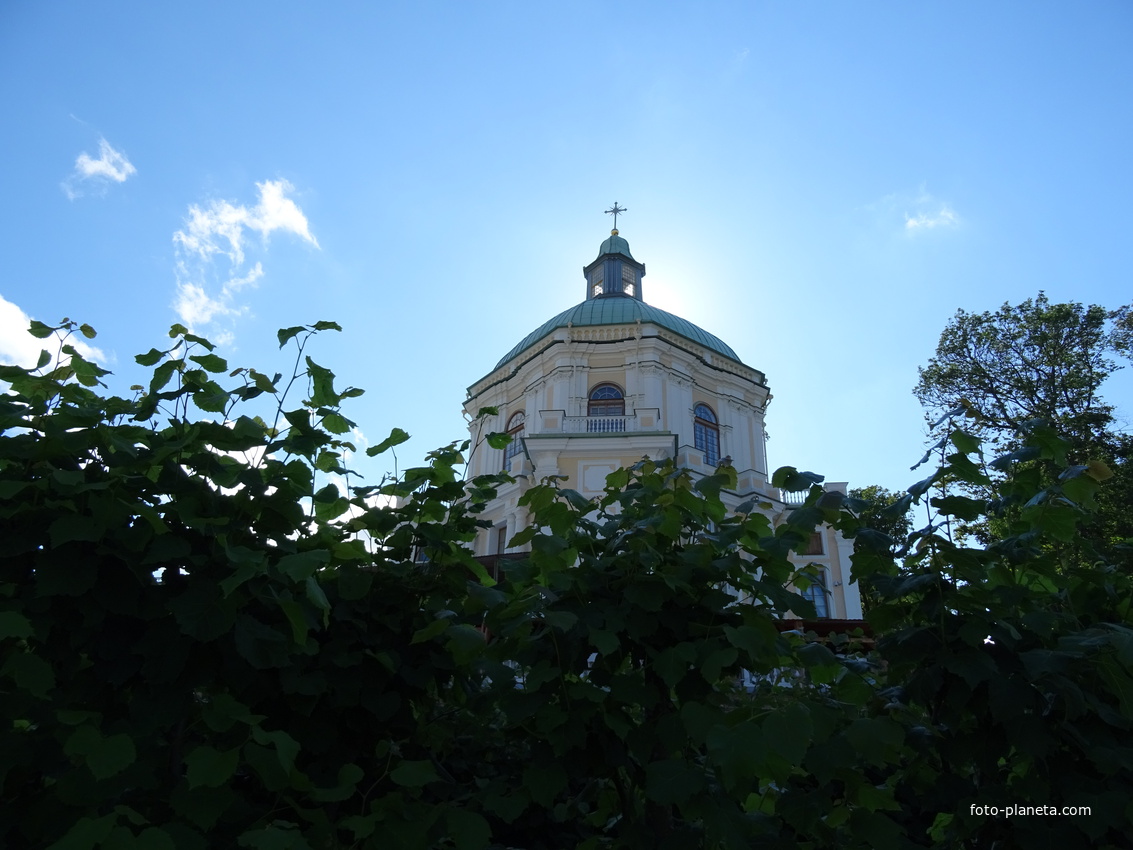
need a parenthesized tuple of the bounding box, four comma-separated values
(276, 326, 305, 348)
(189, 353, 228, 373)
(185, 745, 240, 789)
(169, 584, 237, 642)
(64, 726, 137, 780)
(521, 763, 567, 807)
(45, 814, 117, 850)
(234, 615, 291, 669)
(644, 759, 703, 805)
(368, 427, 411, 456)
(443, 809, 491, 850)
(390, 759, 440, 788)
(3, 651, 55, 697)
(276, 550, 331, 582)
(251, 726, 301, 775)
(0, 610, 33, 639)
(764, 703, 812, 766)
(28, 319, 54, 339)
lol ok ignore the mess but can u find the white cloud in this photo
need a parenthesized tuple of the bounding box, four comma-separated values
(251, 180, 319, 246)
(172, 281, 235, 328)
(865, 186, 961, 235)
(63, 137, 136, 199)
(172, 180, 318, 337)
(901, 208, 956, 231)
(174, 179, 319, 266)
(901, 198, 956, 234)
(0, 293, 108, 369)
(0, 295, 42, 367)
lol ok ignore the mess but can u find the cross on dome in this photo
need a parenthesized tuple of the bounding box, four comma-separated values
(604, 202, 627, 232)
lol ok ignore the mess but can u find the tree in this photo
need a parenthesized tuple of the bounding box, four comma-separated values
(847, 485, 914, 551)
(846, 419, 1133, 848)
(915, 293, 1133, 552)
(846, 485, 913, 613)
(0, 320, 516, 848)
(914, 293, 1132, 455)
(4, 318, 1132, 848)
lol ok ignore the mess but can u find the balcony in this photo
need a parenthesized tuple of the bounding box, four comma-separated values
(541, 408, 662, 435)
(565, 415, 630, 433)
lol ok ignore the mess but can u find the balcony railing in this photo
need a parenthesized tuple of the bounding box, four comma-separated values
(563, 415, 633, 433)
(536, 409, 661, 435)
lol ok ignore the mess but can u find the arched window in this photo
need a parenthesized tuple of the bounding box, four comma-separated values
(694, 403, 720, 465)
(587, 384, 625, 432)
(503, 411, 525, 468)
(799, 569, 830, 619)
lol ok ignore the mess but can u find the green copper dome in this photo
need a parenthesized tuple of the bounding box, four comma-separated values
(597, 232, 635, 260)
(494, 295, 740, 370)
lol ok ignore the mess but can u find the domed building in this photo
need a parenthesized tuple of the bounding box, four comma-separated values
(463, 223, 862, 620)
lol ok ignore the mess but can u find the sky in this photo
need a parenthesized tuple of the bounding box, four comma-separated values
(2, 1, 1131, 495)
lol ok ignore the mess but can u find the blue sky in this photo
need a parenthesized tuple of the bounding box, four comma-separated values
(2, 1, 1131, 494)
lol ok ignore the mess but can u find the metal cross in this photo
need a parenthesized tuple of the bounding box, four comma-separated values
(604, 202, 627, 230)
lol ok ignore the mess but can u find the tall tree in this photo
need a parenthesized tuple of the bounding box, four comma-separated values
(915, 293, 1133, 553)
(846, 484, 913, 614)
(914, 293, 1132, 454)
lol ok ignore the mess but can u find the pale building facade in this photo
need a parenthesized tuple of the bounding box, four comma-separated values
(463, 228, 862, 620)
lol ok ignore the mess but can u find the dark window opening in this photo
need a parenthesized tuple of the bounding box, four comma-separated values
(504, 411, 525, 469)
(802, 531, 824, 556)
(800, 569, 830, 618)
(694, 403, 719, 465)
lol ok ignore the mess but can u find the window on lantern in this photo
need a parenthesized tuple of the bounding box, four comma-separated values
(588, 384, 625, 431)
(504, 411, 525, 468)
(621, 264, 636, 297)
(799, 569, 830, 618)
(590, 267, 604, 297)
(693, 403, 720, 465)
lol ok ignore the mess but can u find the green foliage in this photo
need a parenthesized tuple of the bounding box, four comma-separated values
(3, 318, 1131, 848)
(0, 320, 512, 848)
(846, 422, 1133, 848)
(915, 294, 1133, 560)
(845, 485, 914, 614)
(475, 459, 886, 848)
(915, 293, 1131, 451)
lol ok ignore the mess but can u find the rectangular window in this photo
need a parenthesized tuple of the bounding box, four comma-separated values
(802, 531, 824, 556)
(496, 526, 507, 555)
(621, 265, 635, 296)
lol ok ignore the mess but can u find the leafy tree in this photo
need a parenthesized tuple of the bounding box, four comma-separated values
(475, 461, 884, 848)
(848, 420, 1133, 848)
(845, 485, 913, 613)
(0, 320, 514, 848)
(915, 294, 1132, 553)
(3, 318, 1131, 849)
(1089, 431, 1133, 551)
(914, 292, 1132, 454)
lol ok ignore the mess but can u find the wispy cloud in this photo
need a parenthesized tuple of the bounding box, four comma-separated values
(0, 293, 107, 369)
(172, 179, 319, 339)
(905, 201, 959, 232)
(62, 136, 136, 199)
(866, 185, 962, 236)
